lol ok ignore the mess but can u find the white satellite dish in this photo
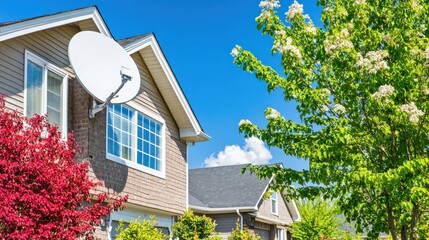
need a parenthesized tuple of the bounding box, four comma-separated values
(68, 31, 141, 118)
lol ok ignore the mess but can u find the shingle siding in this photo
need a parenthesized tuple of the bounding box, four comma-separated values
(256, 193, 293, 225)
(0, 23, 188, 238)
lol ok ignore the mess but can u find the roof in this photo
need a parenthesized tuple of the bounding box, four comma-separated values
(189, 164, 271, 211)
(0, 6, 209, 143)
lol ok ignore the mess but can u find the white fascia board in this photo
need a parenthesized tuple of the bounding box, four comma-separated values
(123, 35, 210, 143)
(189, 205, 257, 214)
(290, 199, 301, 222)
(253, 175, 275, 210)
(0, 7, 110, 42)
(251, 214, 291, 226)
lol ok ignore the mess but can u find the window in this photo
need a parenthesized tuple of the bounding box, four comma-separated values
(106, 103, 165, 178)
(24, 50, 68, 135)
(271, 191, 278, 214)
(277, 228, 283, 240)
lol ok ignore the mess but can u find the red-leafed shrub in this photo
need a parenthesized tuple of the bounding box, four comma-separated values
(0, 99, 127, 239)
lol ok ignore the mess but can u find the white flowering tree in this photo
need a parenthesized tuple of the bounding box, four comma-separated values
(233, 0, 429, 239)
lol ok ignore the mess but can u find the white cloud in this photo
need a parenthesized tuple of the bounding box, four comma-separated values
(204, 137, 272, 167)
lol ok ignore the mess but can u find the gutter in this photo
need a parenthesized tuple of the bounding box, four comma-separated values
(189, 205, 257, 214)
(236, 209, 243, 231)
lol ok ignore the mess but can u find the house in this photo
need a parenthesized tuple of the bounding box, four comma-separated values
(188, 164, 301, 240)
(0, 6, 209, 239)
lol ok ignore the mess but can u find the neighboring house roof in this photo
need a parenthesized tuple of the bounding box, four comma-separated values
(0, 6, 209, 143)
(189, 164, 272, 212)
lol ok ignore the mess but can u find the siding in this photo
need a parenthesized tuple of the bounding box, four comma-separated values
(207, 213, 239, 240)
(0, 24, 77, 112)
(0, 23, 188, 236)
(256, 192, 294, 225)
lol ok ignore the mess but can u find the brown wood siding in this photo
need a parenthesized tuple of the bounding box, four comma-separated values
(0, 24, 188, 216)
(256, 192, 294, 225)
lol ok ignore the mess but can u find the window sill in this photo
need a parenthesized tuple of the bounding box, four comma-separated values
(106, 154, 166, 179)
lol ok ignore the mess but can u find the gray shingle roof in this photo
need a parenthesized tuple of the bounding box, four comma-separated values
(189, 164, 272, 209)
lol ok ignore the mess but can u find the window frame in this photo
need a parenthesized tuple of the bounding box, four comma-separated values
(105, 101, 166, 179)
(271, 191, 278, 215)
(277, 228, 283, 240)
(24, 50, 68, 136)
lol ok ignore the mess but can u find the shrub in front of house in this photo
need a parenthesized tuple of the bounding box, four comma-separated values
(116, 217, 167, 240)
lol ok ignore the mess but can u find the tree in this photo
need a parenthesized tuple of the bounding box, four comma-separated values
(0, 99, 127, 239)
(291, 197, 342, 240)
(172, 210, 220, 240)
(233, 0, 429, 239)
(116, 217, 166, 240)
(228, 222, 261, 240)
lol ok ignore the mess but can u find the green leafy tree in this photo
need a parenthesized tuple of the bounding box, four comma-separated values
(228, 222, 261, 240)
(116, 217, 166, 240)
(291, 198, 342, 240)
(172, 210, 220, 240)
(233, 0, 429, 239)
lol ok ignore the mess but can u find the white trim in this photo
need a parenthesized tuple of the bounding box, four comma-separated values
(290, 200, 301, 222)
(24, 50, 68, 137)
(189, 205, 257, 214)
(254, 175, 275, 209)
(122, 35, 210, 143)
(0, 7, 111, 42)
(108, 209, 172, 240)
(105, 102, 166, 179)
(271, 191, 279, 215)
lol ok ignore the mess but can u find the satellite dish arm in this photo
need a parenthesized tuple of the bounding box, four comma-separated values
(89, 67, 133, 118)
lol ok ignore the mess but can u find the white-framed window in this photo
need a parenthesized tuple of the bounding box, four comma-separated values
(24, 50, 68, 135)
(271, 191, 278, 214)
(106, 102, 166, 178)
(277, 228, 284, 240)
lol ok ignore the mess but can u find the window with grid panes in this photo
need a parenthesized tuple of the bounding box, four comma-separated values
(106, 104, 164, 176)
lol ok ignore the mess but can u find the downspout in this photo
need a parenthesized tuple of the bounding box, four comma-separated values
(236, 209, 243, 231)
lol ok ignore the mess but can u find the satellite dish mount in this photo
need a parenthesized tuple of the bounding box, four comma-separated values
(68, 31, 141, 119)
(89, 67, 133, 118)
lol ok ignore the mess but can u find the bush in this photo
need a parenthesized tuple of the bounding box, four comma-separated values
(116, 217, 166, 240)
(228, 222, 261, 240)
(0, 99, 126, 239)
(172, 210, 219, 240)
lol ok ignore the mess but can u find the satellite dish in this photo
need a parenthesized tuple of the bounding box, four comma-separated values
(68, 31, 141, 118)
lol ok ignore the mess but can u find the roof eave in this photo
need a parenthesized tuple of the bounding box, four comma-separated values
(0, 6, 110, 42)
(190, 205, 258, 214)
(122, 34, 210, 143)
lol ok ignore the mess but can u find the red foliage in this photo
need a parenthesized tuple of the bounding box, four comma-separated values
(0, 100, 127, 239)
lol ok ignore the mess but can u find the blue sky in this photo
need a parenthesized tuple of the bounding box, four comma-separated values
(0, 0, 322, 170)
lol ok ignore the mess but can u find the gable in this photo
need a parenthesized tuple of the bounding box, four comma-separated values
(0, 6, 209, 143)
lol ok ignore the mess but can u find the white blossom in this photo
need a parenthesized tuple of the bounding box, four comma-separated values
(323, 7, 333, 13)
(372, 85, 395, 100)
(266, 108, 281, 120)
(320, 105, 329, 113)
(239, 119, 252, 127)
(333, 104, 346, 114)
(324, 35, 354, 55)
(425, 47, 429, 60)
(355, 0, 366, 5)
(305, 25, 317, 36)
(259, 0, 281, 9)
(273, 38, 302, 59)
(286, 1, 303, 21)
(356, 50, 389, 73)
(230, 46, 239, 57)
(274, 30, 286, 37)
(418, 32, 426, 38)
(256, 9, 272, 20)
(322, 88, 331, 96)
(401, 102, 424, 123)
(341, 28, 350, 37)
(410, 49, 421, 56)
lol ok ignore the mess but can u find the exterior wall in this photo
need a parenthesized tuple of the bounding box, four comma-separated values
(256, 192, 294, 225)
(206, 213, 240, 239)
(0, 24, 188, 239)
